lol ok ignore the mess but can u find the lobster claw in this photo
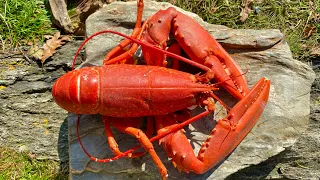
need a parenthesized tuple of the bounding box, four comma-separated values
(156, 78, 270, 173)
(141, 7, 250, 100)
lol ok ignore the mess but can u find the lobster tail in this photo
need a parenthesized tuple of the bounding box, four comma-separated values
(52, 67, 100, 114)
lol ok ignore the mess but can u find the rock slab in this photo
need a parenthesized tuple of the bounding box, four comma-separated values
(68, 1, 315, 179)
(0, 41, 82, 161)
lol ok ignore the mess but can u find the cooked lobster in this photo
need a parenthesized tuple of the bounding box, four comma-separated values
(52, 0, 271, 179)
(52, 63, 269, 178)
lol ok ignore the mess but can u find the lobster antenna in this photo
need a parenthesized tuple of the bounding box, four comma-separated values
(73, 30, 248, 94)
(210, 68, 248, 87)
(208, 67, 249, 101)
(72, 30, 211, 72)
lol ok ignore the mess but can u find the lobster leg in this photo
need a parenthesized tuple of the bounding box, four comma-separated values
(103, 0, 145, 65)
(104, 117, 148, 158)
(166, 43, 182, 70)
(104, 116, 168, 179)
(156, 78, 270, 173)
(103, 116, 155, 158)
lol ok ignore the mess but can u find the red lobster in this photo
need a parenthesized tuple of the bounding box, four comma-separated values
(52, 0, 270, 179)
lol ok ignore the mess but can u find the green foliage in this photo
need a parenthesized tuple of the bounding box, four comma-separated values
(0, 0, 54, 49)
(161, 0, 320, 61)
(0, 147, 68, 179)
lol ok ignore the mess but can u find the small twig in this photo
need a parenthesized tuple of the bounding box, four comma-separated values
(41, 63, 46, 72)
(295, 160, 313, 169)
(18, 48, 32, 64)
(294, 19, 302, 29)
(300, 2, 315, 37)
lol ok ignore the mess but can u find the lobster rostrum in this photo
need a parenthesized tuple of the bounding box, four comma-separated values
(52, 0, 271, 179)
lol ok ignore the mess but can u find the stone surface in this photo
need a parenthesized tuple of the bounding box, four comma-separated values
(68, 1, 316, 179)
(48, 0, 73, 33)
(228, 65, 320, 180)
(0, 41, 82, 161)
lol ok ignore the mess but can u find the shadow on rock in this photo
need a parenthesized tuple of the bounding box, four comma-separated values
(225, 149, 292, 180)
(56, 117, 69, 179)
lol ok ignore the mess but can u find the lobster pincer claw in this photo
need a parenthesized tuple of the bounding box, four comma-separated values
(157, 77, 270, 174)
(140, 7, 250, 100)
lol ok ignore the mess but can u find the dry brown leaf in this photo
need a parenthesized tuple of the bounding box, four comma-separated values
(26, 41, 33, 46)
(303, 25, 317, 38)
(28, 152, 37, 159)
(211, 7, 219, 14)
(29, 44, 44, 60)
(310, 46, 320, 56)
(300, 44, 308, 49)
(240, 0, 253, 22)
(40, 32, 71, 64)
(44, 35, 53, 39)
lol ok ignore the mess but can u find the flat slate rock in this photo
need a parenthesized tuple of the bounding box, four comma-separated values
(68, 1, 315, 179)
(0, 41, 83, 161)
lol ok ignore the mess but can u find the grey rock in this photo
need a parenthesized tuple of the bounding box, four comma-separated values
(228, 69, 320, 180)
(0, 42, 83, 161)
(45, 41, 84, 70)
(48, 0, 73, 33)
(68, 1, 316, 179)
(216, 29, 283, 49)
(0, 58, 39, 86)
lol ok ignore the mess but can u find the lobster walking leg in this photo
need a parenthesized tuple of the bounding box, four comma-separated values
(156, 78, 270, 173)
(103, 0, 145, 65)
(103, 116, 168, 178)
(103, 117, 154, 158)
(166, 43, 182, 70)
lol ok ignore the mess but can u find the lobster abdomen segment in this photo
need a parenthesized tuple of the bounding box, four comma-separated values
(52, 67, 100, 114)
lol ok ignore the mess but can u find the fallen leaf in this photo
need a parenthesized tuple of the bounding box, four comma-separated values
(29, 44, 44, 60)
(210, 7, 219, 14)
(44, 35, 53, 39)
(28, 152, 36, 159)
(300, 44, 308, 49)
(303, 25, 316, 38)
(0, 86, 6, 90)
(40, 32, 71, 64)
(310, 46, 320, 56)
(240, 0, 253, 22)
(27, 41, 33, 46)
